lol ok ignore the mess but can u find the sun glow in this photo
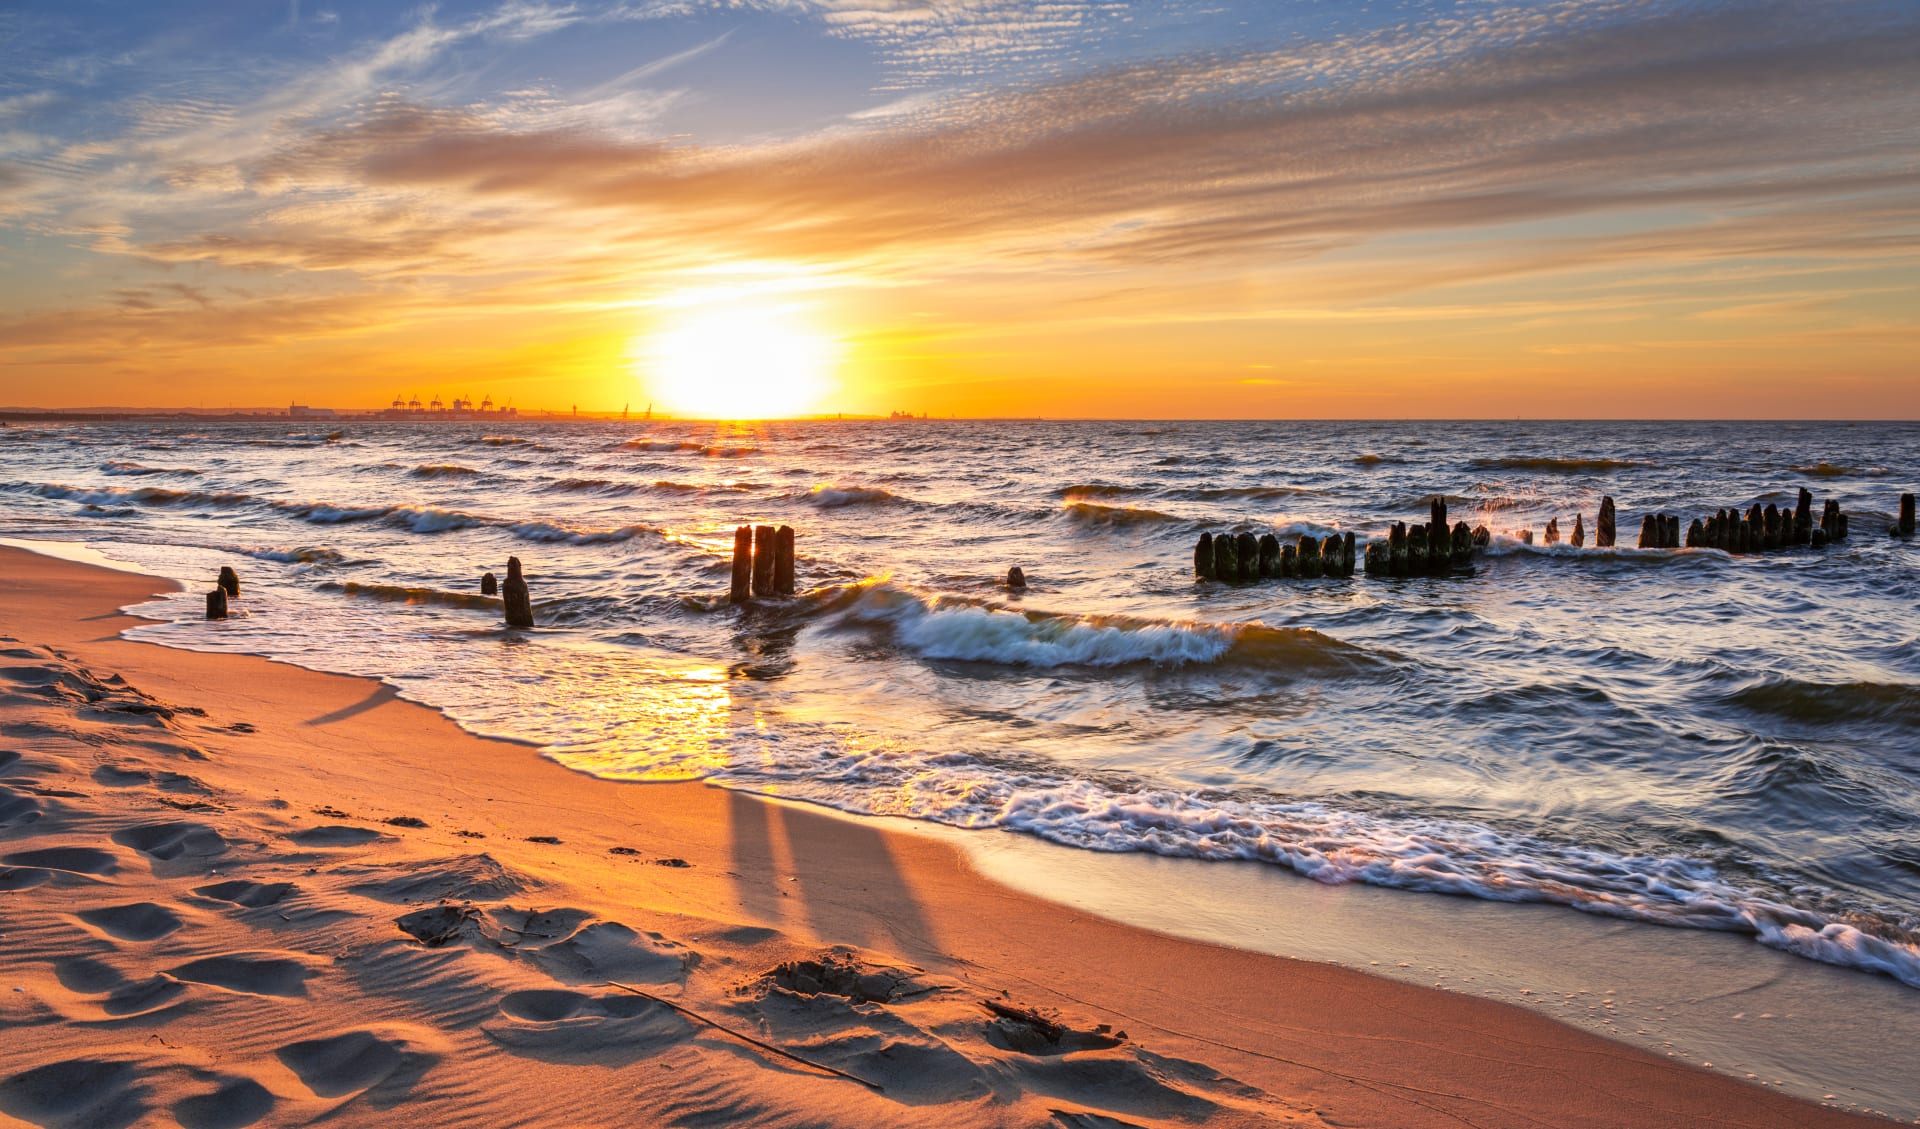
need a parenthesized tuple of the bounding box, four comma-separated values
(641, 300, 839, 419)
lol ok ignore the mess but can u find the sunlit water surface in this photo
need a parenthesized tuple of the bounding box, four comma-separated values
(3, 419, 1916, 1009)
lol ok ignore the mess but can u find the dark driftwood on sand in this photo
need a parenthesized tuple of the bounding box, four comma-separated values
(602, 980, 884, 1091)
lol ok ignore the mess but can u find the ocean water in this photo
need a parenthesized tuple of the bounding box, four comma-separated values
(3, 418, 1917, 994)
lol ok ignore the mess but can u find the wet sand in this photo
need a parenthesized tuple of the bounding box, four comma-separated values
(0, 545, 1890, 1127)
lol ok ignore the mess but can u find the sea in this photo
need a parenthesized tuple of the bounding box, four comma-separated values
(3, 418, 1916, 1112)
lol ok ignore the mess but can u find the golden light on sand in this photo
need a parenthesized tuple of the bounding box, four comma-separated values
(640, 299, 838, 419)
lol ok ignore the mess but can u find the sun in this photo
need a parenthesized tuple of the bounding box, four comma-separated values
(640, 301, 839, 419)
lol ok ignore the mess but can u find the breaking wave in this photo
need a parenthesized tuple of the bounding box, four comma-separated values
(804, 484, 910, 508)
(409, 464, 480, 479)
(1469, 456, 1645, 473)
(1061, 501, 1184, 528)
(322, 581, 500, 611)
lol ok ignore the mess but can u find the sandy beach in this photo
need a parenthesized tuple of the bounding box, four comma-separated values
(0, 544, 1890, 1129)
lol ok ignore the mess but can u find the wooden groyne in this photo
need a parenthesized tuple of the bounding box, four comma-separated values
(731, 524, 797, 603)
(1191, 486, 1890, 584)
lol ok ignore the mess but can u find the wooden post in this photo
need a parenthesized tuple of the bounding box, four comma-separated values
(481, 572, 498, 595)
(1544, 518, 1559, 545)
(503, 556, 534, 628)
(1637, 515, 1654, 549)
(1006, 566, 1027, 589)
(1472, 525, 1490, 548)
(1597, 497, 1616, 548)
(1451, 522, 1472, 567)
(730, 526, 753, 603)
(1430, 496, 1448, 535)
(1280, 545, 1296, 578)
(1364, 541, 1386, 575)
(1213, 532, 1238, 581)
(1520, 528, 1533, 546)
(1796, 489, 1813, 544)
(1297, 534, 1322, 579)
(1236, 532, 1259, 582)
(1571, 514, 1585, 547)
(217, 566, 240, 598)
(1194, 533, 1215, 580)
(775, 526, 796, 595)
(1321, 534, 1342, 577)
(1407, 524, 1428, 571)
(1344, 531, 1357, 577)
(205, 588, 227, 620)
(1668, 515, 1681, 549)
(752, 525, 777, 596)
(1899, 493, 1915, 536)
(1685, 518, 1702, 548)
(1389, 523, 1408, 577)
(1258, 534, 1280, 579)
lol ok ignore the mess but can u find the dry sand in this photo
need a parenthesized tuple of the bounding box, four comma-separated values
(0, 545, 1886, 1128)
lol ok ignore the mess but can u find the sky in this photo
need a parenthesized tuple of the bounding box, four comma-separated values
(0, 0, 1915, 417)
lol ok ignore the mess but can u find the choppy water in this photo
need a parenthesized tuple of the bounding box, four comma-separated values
(3, 419, 1917, 990)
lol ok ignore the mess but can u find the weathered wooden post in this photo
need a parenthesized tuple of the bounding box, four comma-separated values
(1430, 497, 1448, 536)
(1214, 532, 1239, 581)
(1344, 531, 1357, 577)
(1667, 515, 1681, 549)
(1796, 489, 1813, 544)
(1898, 493, 1915, 537)
(1451, 522, 1472, 567)
(481, 572, 498, 595)
(205, 588, 228, 620)
(1837, 512, 1849, 540)
(1280, 545, 1296, 578)
(1685, 518, 1703, 548)
(1006, 566, 1026, 589)
(503, 556, 534, 628)
(1297, 534, 1322, 579)
(1472, 525, 1491, 549)
(217, 566, 240, 598)
(1637, 515, 1655, 549)
(1194, 533, 1215, 580)
(1389, 523, 1408, 577)
(1235, 532, 1259, 582)
(775, 526, 796, 595)
(1258, 534, 1280, 579)
(730, 526, 753, 603)
(752, 525, 777, 596)
(1408, 524, 1429, 571)
(1520, 528, 1533, 546)
(1597, 497, 1616, 547)
(1321, 534, 1343, 577)
(1544, 518, 1559, 545)
(1364, 541, 1386, 575)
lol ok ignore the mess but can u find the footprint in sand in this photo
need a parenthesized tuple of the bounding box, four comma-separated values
(193, 879, 298, 908)
(289, 825, 388, 848)
(166, 954, 315, 998)
(171, 1077, 275, 1129)
(52, 956, 194, 1021)
(0, 1058, 149, 1129)
(274, 1030, 436, 1100)
(1, 845, 117, 877)
(76, 902, 184, 942)
(0, 866, 52, 890)
(485, 989, 694, 1061)
(0, 784, 42, 828)
(112, 821, 228, 869)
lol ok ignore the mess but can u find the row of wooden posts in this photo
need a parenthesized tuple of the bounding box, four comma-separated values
(202, 490, 1914, 624)
(1194, 488, 1906, 585)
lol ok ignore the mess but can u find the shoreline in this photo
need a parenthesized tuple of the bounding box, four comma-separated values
(0, 542, 1895, 1127)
